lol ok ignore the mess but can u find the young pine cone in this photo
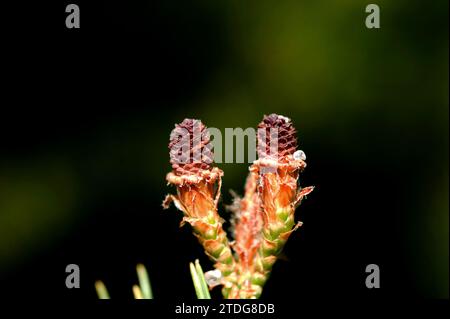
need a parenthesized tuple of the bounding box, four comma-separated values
(257, 113, 298, 160)
(163, 119, 237, 298)
(241, 114, 314, 298)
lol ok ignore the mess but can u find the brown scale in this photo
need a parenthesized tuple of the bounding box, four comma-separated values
(168, 118, 214, 175)
(257, 113, 298, 160)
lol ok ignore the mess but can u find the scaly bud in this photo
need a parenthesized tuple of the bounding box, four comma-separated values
(257, 113, 298, 161)
(249, 114, 314, 298)
(169, 118, 213, 176)
(163, 119, 237, 298)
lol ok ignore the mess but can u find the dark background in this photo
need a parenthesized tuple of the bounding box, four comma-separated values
(0, 0, 448, 302)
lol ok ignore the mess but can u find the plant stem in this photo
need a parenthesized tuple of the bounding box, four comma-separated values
(95, 280, 110, 299)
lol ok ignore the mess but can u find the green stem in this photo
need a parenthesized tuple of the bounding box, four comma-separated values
(95, 280, 110, 299)
(136, 263, 153, 299)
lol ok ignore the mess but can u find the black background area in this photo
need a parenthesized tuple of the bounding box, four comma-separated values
(1, 0, 448, 304)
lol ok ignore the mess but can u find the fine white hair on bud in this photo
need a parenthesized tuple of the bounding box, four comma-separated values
(293, 150, 306, 161)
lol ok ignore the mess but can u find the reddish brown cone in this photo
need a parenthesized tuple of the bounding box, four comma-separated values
(163, 118, 237, 298)
(257, 114, 298, 160)
(245, 114, 314, 298)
